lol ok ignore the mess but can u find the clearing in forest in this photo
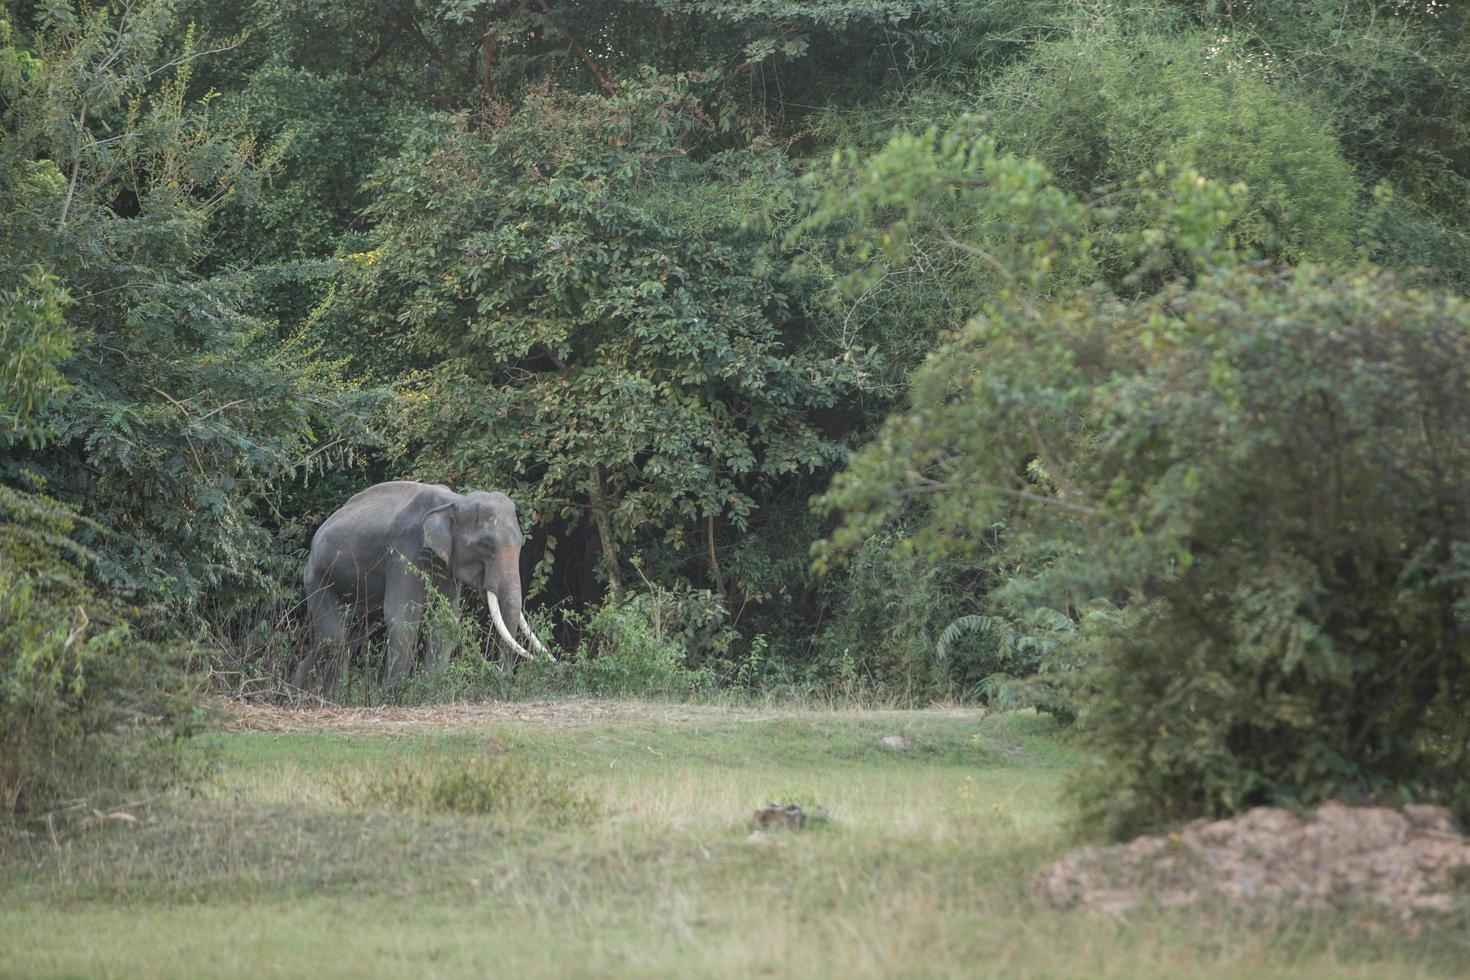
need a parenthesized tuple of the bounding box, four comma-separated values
(2, 703, 1465, 978)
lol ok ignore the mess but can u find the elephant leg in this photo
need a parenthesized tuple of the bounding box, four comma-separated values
(381, 574, 424, 693)
(293, 586, 349, 691)
(424, 630, 456, 675)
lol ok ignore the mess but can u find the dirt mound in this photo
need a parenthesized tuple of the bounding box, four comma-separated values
(1034, 802, 1470, 919)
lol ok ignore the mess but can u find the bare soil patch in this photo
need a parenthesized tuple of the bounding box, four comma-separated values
(1035, 801, 1470, 921)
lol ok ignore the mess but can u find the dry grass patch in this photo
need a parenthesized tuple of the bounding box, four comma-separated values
(210, 698, 781, 734)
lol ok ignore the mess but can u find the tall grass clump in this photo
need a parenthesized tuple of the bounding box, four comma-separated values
(333, 752, 599, 829)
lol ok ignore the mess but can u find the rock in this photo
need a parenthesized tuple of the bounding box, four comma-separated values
(752, 802, 831, 830)
(880, 735, 910, 751)
(1033, 801, 1470, 921)
(1403, 804, 1460, 837)
(753, 803, 805, 829)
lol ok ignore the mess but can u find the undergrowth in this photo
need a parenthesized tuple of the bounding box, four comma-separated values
(331, 752, 599, 828)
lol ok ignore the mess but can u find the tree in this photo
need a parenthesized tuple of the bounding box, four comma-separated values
(0, 188, 189, 818)
(334, 78, 860, 606)
(0, 1, 372, 609)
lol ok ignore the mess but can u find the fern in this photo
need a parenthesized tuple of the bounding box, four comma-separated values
(935, 614, 1011, 662)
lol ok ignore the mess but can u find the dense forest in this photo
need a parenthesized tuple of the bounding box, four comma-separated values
(4, 0, 1470, 836)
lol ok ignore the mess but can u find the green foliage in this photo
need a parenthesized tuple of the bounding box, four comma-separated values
(0, 1, 375, 609)
(1188, 1, 1470, 223)
(0, 268, 70, 447)
(1065, 268, 1470, 837)
(337, 77, 859, 600)
(0, 483, 195, 815)
(814, 526, 1000, 701)
(1120, 3, 1470, 286)
(800, 118, 1099, 302)
(393, 650, 514, 704)
(811, 94, 1470, 832)
(822, 252, 1470, 835)
(205, 66, 410, 332)
(809, 128, 1247, 565)
(981, 30, 1358, 267)
(0, 74, 195, 814)
(332, 752, 599, 826)
(192, 0, 961, 147)
(568, 592, 718, 698)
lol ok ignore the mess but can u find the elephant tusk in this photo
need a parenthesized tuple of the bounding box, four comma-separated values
(486, 591, 533, 661)
(519, 613, 553, 661)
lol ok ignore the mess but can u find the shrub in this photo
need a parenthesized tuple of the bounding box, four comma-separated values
(809, 112, 1470, 834)
(0, 258, 193, 816)
(825, 262, 1470, 838)
(1, 3, 375, 616)
(568, 592, 717, 699)
(815, 526, 1005, 702)
(0, 485, 195, 815)
(1066, 267, 1470, 837)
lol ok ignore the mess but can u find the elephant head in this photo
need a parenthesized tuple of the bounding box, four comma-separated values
(421, 490, 551, 664)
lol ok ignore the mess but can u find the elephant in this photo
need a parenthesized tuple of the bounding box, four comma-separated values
(291, 480, 550, 692)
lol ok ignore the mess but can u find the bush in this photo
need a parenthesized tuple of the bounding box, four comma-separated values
(810, 112, 1470, 834)
(827, 262, 1470, 838)
(815, 526, 1004, 702)
(0, 256, 193, 816)
(567, 592, 717, 699)
(1066, 267, 1470, 837)
(0, 485, 195, 815)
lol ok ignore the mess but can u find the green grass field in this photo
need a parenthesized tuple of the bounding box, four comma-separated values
(2, 702, 1465, 979)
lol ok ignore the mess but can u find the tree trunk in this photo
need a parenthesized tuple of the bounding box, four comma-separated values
(478, 0, 529, 100)
(706, 513, 726, 600)
(588, 464, 622, 602)
(479, 10, 495, 100)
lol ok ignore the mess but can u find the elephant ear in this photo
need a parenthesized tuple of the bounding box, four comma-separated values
(422, 504, 455, 565)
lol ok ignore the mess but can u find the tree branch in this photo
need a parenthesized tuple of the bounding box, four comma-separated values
(58, 104, 86, 229)
(535, 0, 617, 94)
(998, 485, 1097, 516)
(717, 22, 801, 94)
(588, 464, 622, 601)
(479, 0, 529, 99)
(926, 214, 1015, 286)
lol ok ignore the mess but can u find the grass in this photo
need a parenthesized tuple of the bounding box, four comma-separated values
(2, 702, 1467, 978)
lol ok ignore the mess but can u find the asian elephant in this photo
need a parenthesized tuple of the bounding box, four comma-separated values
(291, 481, 550, 692)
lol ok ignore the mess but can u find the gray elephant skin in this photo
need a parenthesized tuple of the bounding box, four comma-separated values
(292, 481, 550, 691)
